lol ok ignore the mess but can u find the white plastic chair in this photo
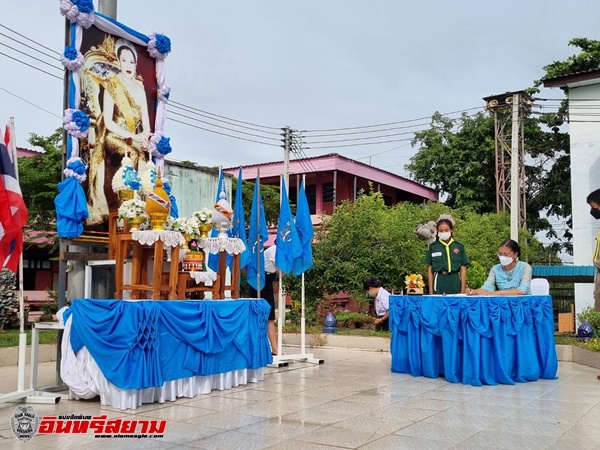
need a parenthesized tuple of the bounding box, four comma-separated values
(530, 278, 550, 295)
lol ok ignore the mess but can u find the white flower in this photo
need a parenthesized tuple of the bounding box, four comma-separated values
(117, 199, 148, 220)
(192, 208, 213, 225)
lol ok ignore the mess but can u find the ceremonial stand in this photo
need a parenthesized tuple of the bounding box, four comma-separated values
(198, 237, 246, 299)
(175, 271, 221, 299)
(115, 230, 184, 300)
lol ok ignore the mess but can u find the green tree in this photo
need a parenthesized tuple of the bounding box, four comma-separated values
(406, 108, 570, 253)
(18, 128, 63, 230)
(406, 112, 497, 213)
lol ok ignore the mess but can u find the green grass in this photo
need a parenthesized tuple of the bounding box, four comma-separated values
(0, 329, 59, 347)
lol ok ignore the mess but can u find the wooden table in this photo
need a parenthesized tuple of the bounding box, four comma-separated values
(114, 232, 180, 300)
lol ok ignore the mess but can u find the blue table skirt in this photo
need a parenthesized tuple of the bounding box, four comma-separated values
(389, 295, 558, 386)
(63, 299, 272, 390)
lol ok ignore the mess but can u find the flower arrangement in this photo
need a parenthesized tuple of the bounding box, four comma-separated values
(192, 208, 213, 225)
(117, 198, 147, 220)
(185, 216, 201, 236)
(166, 216, 194, 234)
(405, 274, 425, 290)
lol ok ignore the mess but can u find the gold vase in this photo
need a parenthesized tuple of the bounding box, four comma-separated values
(129, 216, 144, 231)
(150, 213, 169, 230)
(198, 223, 213, 239)
(182, 233, 191, 250)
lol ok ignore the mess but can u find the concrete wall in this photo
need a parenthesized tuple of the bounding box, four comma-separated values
(569, 86, 600, 316)
(164, 162, 233, 218)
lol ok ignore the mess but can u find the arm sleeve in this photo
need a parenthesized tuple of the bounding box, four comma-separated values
(517, 264, 532, 294)
(481, 268, 496, 292)
(424, 247, 432, 265)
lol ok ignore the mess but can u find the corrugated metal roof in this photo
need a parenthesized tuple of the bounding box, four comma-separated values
(531, 265, 595, 283)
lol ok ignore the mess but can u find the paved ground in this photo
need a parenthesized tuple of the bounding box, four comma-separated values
(0, 347, 599, 449)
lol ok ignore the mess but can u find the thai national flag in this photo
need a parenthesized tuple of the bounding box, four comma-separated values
(0, 125, 28, 272)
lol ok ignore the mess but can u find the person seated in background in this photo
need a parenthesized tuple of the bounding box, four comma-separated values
(467, 239, 532, 296)
(363, 278, 391, 331)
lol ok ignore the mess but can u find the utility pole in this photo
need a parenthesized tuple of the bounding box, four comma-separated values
(510, 93, 520, 242)
(282, 126, 291, 192)
(483, 91, 531, 242)
(98, 0, 118, 18)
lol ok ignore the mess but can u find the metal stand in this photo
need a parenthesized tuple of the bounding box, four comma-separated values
(0, 323, 67, 405)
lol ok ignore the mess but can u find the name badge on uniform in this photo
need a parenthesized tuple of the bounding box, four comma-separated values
(432, 252, 442, 257)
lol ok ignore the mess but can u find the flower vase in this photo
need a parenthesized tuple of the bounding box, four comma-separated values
(199, 223, 213, 239)
(128, 216, 145, 231)
(406, 288, 423, 295)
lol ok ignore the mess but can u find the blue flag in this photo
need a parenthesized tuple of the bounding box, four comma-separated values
(230, 167, 250, 271)
(292, 180, 314, 275)
(275, 177, 302, 275)
(207, 169, 225, 272)
(247, 177, 268, 291)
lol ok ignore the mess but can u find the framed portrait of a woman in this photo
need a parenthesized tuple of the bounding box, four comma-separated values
(78, 26, 157, 230)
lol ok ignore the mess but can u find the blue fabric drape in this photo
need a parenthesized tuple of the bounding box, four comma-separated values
(389, 295, 558, 386)
(55, 177, 89, 238)
(64, 299, 272, 390)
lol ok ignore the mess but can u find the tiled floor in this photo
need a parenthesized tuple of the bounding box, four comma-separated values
(0, 347, 599, 449)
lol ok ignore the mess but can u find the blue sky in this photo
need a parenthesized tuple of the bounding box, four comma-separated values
(1, 0, 599, 179)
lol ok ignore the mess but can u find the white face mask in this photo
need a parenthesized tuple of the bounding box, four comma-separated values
(438, 232, 452, 241)
(498, 255, 515, 266)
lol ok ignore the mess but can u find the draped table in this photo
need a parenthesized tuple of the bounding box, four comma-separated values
(61, 298, 272, 409)
(389, 295, 558, 386)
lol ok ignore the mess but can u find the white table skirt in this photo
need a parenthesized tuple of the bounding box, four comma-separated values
(60, 316, 264, 410)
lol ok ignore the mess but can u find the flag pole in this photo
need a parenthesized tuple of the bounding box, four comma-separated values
(277, 175, 284, 357)
(9, 117, 27, 392)
(256, 168, 261, 299)
(300, 175, 306, 355)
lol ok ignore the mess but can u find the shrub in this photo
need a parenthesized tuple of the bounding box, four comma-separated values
(466, 261, 488, 290)
(576, 306, 600, 337)
(39, 303, 59, 322)
(335, 311, 373, 328)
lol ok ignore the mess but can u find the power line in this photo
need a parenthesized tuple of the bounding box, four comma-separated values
(169, 99, 280, 131)
(302, 128, 423, 145)
(0, 41, 63, 71)
(167, 109, 283, 142)
(0, 23, 61, 56)
(168, 102, 282, 136)
(167, 117, 281, 147)
(304, 137, 414, 150)
(0, 50, 62, 80)
(300, 121, 435, 138)
(0, 31, 60, 60)
(301, 106, 484, 133)
(0, 85, 62, 119)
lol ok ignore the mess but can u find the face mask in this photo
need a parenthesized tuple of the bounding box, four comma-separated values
(498, 255, 515, 266)
(591, 207, 600, 220)
(438, 232, 451, 241)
